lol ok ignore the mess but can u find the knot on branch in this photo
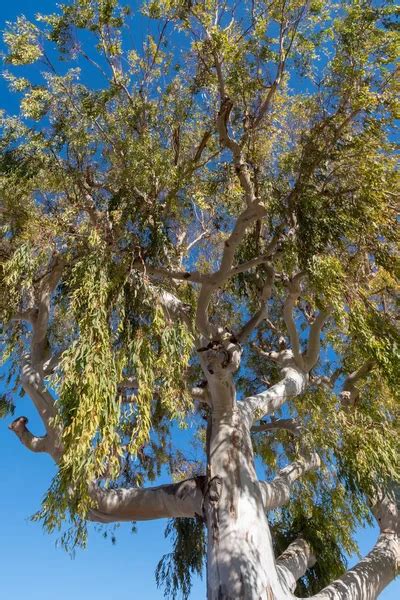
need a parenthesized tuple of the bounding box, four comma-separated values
(218, 96, 233, 122)
(9, 416, 28, 434)
(371, 486, 400, 535)
(198, 335, 241, 378)
(340, 390, 353, 407)
(205, 476, 222, 505)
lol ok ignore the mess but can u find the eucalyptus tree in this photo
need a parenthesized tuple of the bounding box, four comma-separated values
(0, 1, 399, 599)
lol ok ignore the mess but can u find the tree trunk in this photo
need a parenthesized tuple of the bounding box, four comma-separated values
(204, 405, 290, 600)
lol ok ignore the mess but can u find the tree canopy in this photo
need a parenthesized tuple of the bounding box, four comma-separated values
(0, 1, 399, 598)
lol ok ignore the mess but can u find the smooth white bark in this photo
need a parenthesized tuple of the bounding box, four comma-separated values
(260, 453, 321, 511)
(205, 408, 291, 600)
(242, 350, 308, 424)
(88, 477, 204, 523)
(277, 538, 316, 593)
(311, 534, 399, 600)
(8, 416, 50, 454)
(251, 417, 302, 436)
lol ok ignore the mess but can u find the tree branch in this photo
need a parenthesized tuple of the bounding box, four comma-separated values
(8, 416, 50, 454)
(20, 360, 58, 425)
(211, 44, 258, 209)
(237, 263, 275, 343)
(31, 257, 64, 368)
(283, 273, 306, 370)
(304, 309, 331, 370)
(132, 260, 209, 284)
(311, 535, 399, 600)
(196, 203, 267, 337)
(87, 476, 205, 523)
(216, 97, 257, 206)
(253, 19, 286, 129)
(277, 537, 316, 593)
(241, 349, 308, 423)
(18, 359, 62, 461)
(152, 286, 193, 329)
(341, 359, 375, 406)
(259, 452, 321, 511)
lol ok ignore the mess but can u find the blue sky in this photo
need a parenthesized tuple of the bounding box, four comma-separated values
(0, 2, 398, 599)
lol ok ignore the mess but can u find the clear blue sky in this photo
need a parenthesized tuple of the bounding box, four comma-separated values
(0, 2, 398, 599)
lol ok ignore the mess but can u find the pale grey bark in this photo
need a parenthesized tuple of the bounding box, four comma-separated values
(31, 258, 64, 369)
(277, 538, 316, 593)
(237, 264, 275, 343)
(88, 477, 205, 523)
(195, 202, 267, 338)
(242, 350, 308, 423)
(132, 259, 209, 284)
(8, 416, 50, 454)
(259, 453, 321, 511)
(310, 533, 399, 600)
(311, 489, 400, 600)
(283, 273, 307, 370)
(151, 286, 192, 328)
(303, 309, 331, 370)
(204, 389, 288, 599)
(341, 359, 375, 406)
(20, 360, 58, 427)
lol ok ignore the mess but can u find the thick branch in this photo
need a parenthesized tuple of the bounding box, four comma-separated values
(277, 538, 316, 593)
(241, 350, 308, 423)
(191, 383, 210, 405)
(304, 309, 331, 370)
(18, 360, 62, 461)
(341, 359, 375, 406)
(9, 416, 50, 454)
(216, 97, 256, 206)
(196, 203, 266, 337)
(88, 477, 205, 523)
(21, 361, 58, 426)
(283, 273, 306, 369)
(259, 452, 321, 511)
(132, 260, 209, 284)
(198, 339, 241, 415)
(228, 224, 285, 279)
(311, 534, 399, 600)
(152, 286, 192, 328)
(31, 257, 64, 368)
(192, 129, 212, 163)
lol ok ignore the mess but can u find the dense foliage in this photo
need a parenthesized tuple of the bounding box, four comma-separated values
(0, 0, 398, 597)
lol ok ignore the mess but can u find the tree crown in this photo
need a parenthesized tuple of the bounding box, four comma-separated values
(0, 0, 398, 596)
